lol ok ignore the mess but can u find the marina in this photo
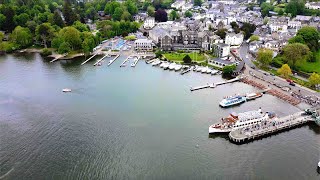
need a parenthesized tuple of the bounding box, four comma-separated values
(0, 53, 319, 179)
(107, 54, 120, 66)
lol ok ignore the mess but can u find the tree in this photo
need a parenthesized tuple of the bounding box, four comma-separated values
(124, 0, 138, 15)
(86, 7, 96, 21)
(278, 9, 284, 16)
(194, 0, 203, 7)
(112, 7, 123, 21)
(241, 22, 256, 40)
(59, 26, 82, 50)
(215, 29, 227, 39)
(63, 1, 79, 26)
(285, 0, 305, 17)
(36, 23, 55, 48)
(185, 10, 192, 18)
(308, 72, 320, 88)
(296, 26, 320, 52)
(58, 42, 71, 54)
(249, 35, 260, 42)
(14, 13, 29, 27)
(260, 2, 274, 17)
(183, 55, 192, 64)
(288, 35, 305, 44)
(53, 10, 65, 28)
(121, 11, 132, 21)
(72, 21, 89, 32)
(147, 6, 155, 17)
(0, 32, 4, 43)
(0, 14, 5, 31)
(277, 64, 292, 78)
(155, 9, 168, 22)
(230, 21, 240, 33)
(169, 10, 179, 21)
(104, 1, 121, 15)
(2, 6, 15, 32)
(26, 21, 37, 34)
(222, 64, 236, 75)
(10, 26, 32, 48)
(257, 48, 273, 67)
(283, 43, 310, 68)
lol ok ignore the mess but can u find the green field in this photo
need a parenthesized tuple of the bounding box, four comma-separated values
(297, 50, 320, 74)
(163, 52, 206, 62)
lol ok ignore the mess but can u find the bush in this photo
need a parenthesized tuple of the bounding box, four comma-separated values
(0, 42, 16, 53)
(271, 56, 284, 68)
(40, 48, 52, 56)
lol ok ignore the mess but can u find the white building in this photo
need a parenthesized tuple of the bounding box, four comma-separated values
(225, 33, 244, 46)
(306, 2, 320, 10)
(269, 22, 288, 33)
(208, 58, 235, 68)
(288, 21, 302, 29)
(134, 39, 153, 52)
(143, 17, 155, 29)
(212, 43, 230, 58)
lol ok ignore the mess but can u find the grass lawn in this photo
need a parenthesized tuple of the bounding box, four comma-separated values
(163, 52, 206, 62)
(297, 50, 320, 74)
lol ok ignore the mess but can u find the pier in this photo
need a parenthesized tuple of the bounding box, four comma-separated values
(131, 56, 140, 67)
(81, 52, 103, 65)
(120, 56, 130, 67)
(107, 54, 120, 66)
(228, 111, 313, 144)
(190, 76, 244, 91)
(93, 53, 109, 66)
(50, 54, 66, 63)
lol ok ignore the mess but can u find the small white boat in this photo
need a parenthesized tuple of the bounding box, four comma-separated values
(151, 60, 161, 66)
(174, 64, 182, 71)
(131, 63, 135, 67)
(169, 63, 176, 70)
(163, 62, 170, 69)
(211, 70, 218, 75)
(193, 65, 198, 71)
(62, 88, 72, 92)
(206, 68, 212, 74)
(196, 66, 203, 72)
(160, 62, 168, 68)
(201, 67, 207, 73)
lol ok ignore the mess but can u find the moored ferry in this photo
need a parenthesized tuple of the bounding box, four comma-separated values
(209, 108, 276, 134)
(219, 96, 246, 107)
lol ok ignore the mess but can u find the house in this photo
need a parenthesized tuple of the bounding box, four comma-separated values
(268, 22, 288, 33)
(306, 2, 320, 10)
(225, 33, 244, 46)
(212, 43, 230, 58)
(143, 17, 155, 29)
(208, 58, 234, 68)
(288, 21, 301, 29)
(134, 39, 153, 52)
(263, 40, 280, 51)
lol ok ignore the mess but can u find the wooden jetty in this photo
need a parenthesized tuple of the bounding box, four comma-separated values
(93, 53, 109, 66)
(107, 54, 120, 66)
(120, 56, 130, 67)
(81, 52, 102, 65)
(190, 76, 244, 91)
(181, 66, 193, 75)
(228, 111, 313, 144)
(131, 56, 140, 67)
(50, 54, 66, 63)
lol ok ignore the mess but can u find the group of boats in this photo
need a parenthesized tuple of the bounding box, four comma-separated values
(208, 108, 275, 133)
(219, 92, 263, 107)
(120, 56, 139, 67)
(147, 59, 222, 75)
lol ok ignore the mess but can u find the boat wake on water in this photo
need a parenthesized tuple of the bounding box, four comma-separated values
(0, 167, 14, 179)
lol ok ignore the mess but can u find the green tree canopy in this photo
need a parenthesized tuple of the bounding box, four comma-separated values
(277, 64, 292, 78)
(222, 64, 236, 75)
(296, 26, 320, 52)
(58, 41, 71, 54)
(147, 5, 155, 17)
(285, 0, 305, 17)
(241, 22, 256, 40)
(185, 10, 192, 18)
(59, 26, 81, 50)
(10, 26, 32, 48)
(249, 35, 260, 42)
(72, 21, 89, 32)
(63, 1, 79, 26)
(215, 28, 227, 39)
(183, 55, 192, 64)
(53, 10, 65, 28)
(257, 48, 273, 67)
(194, 0, 203, 7)
(112, 7, 123, 21)
(124, 0, 138, 15)
(283, 43, 310, 68)
(14, 13, 29, 27)
(104, 1, 121, 15)
(169, 10, 179, 21)
(0, 14, 5, 30)
(36, 23, 55, 48)
(288, 35, 305, 44)
(121, 11, 132, 21)
(308, 72, 320, 88)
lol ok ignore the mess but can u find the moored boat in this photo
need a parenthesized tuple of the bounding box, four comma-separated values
(62, 88, 72, 92)
(169, 63, 176, 70)
(209, 108, 275, 134)
(174, 64, 182, 71)
(246, 92, 263, 100)
(219, 96, 246, 107)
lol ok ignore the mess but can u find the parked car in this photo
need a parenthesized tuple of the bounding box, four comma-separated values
(263, 72, 268, 76)
(251, 66, 255, 69)
(289, 82, 296, 86)
(286, 79, 294, 83)
(270, 73, 275, 76)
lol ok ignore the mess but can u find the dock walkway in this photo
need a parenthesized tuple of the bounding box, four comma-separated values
(107, 54, 120, 66)
(229, 112, 313, 143)
(190, 76, 244, 91)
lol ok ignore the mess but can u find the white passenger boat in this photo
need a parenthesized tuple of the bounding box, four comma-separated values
(219, 96, 246, 107)
(209, 108, 275, 133)
(193, 65, 198, 71)
(206, 68, 212, 74)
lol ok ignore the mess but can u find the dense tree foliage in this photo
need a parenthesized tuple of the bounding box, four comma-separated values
(222, 64, 236, 75)
(241, 23, 256, 40)
(215, 29, 227, 39)
(194, 0, 203, 7)
(183, 55, 192, 64)
(230, 21, 240, 34)
(296, 26, 320, 52)
(96, 20, 140, 39)
(10, 26, 32, 48)
(308, 72, 320, 88)
(169, 10, 180, 21)
(185, 11, 193, 18)
(147, 5, 155, 17)
(277, 64, 292, 78)
(257, 48, 273, 67)
(155, 9, 168, 22)
(285, 0, 305, 17)
(260, 2, 274, 17)
(283, 43, 310, 68)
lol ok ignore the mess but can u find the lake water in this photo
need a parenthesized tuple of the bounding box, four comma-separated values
(0, 53, 319, 179)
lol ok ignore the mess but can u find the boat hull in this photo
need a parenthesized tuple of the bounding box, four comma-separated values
(209, 126, 231, 133)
